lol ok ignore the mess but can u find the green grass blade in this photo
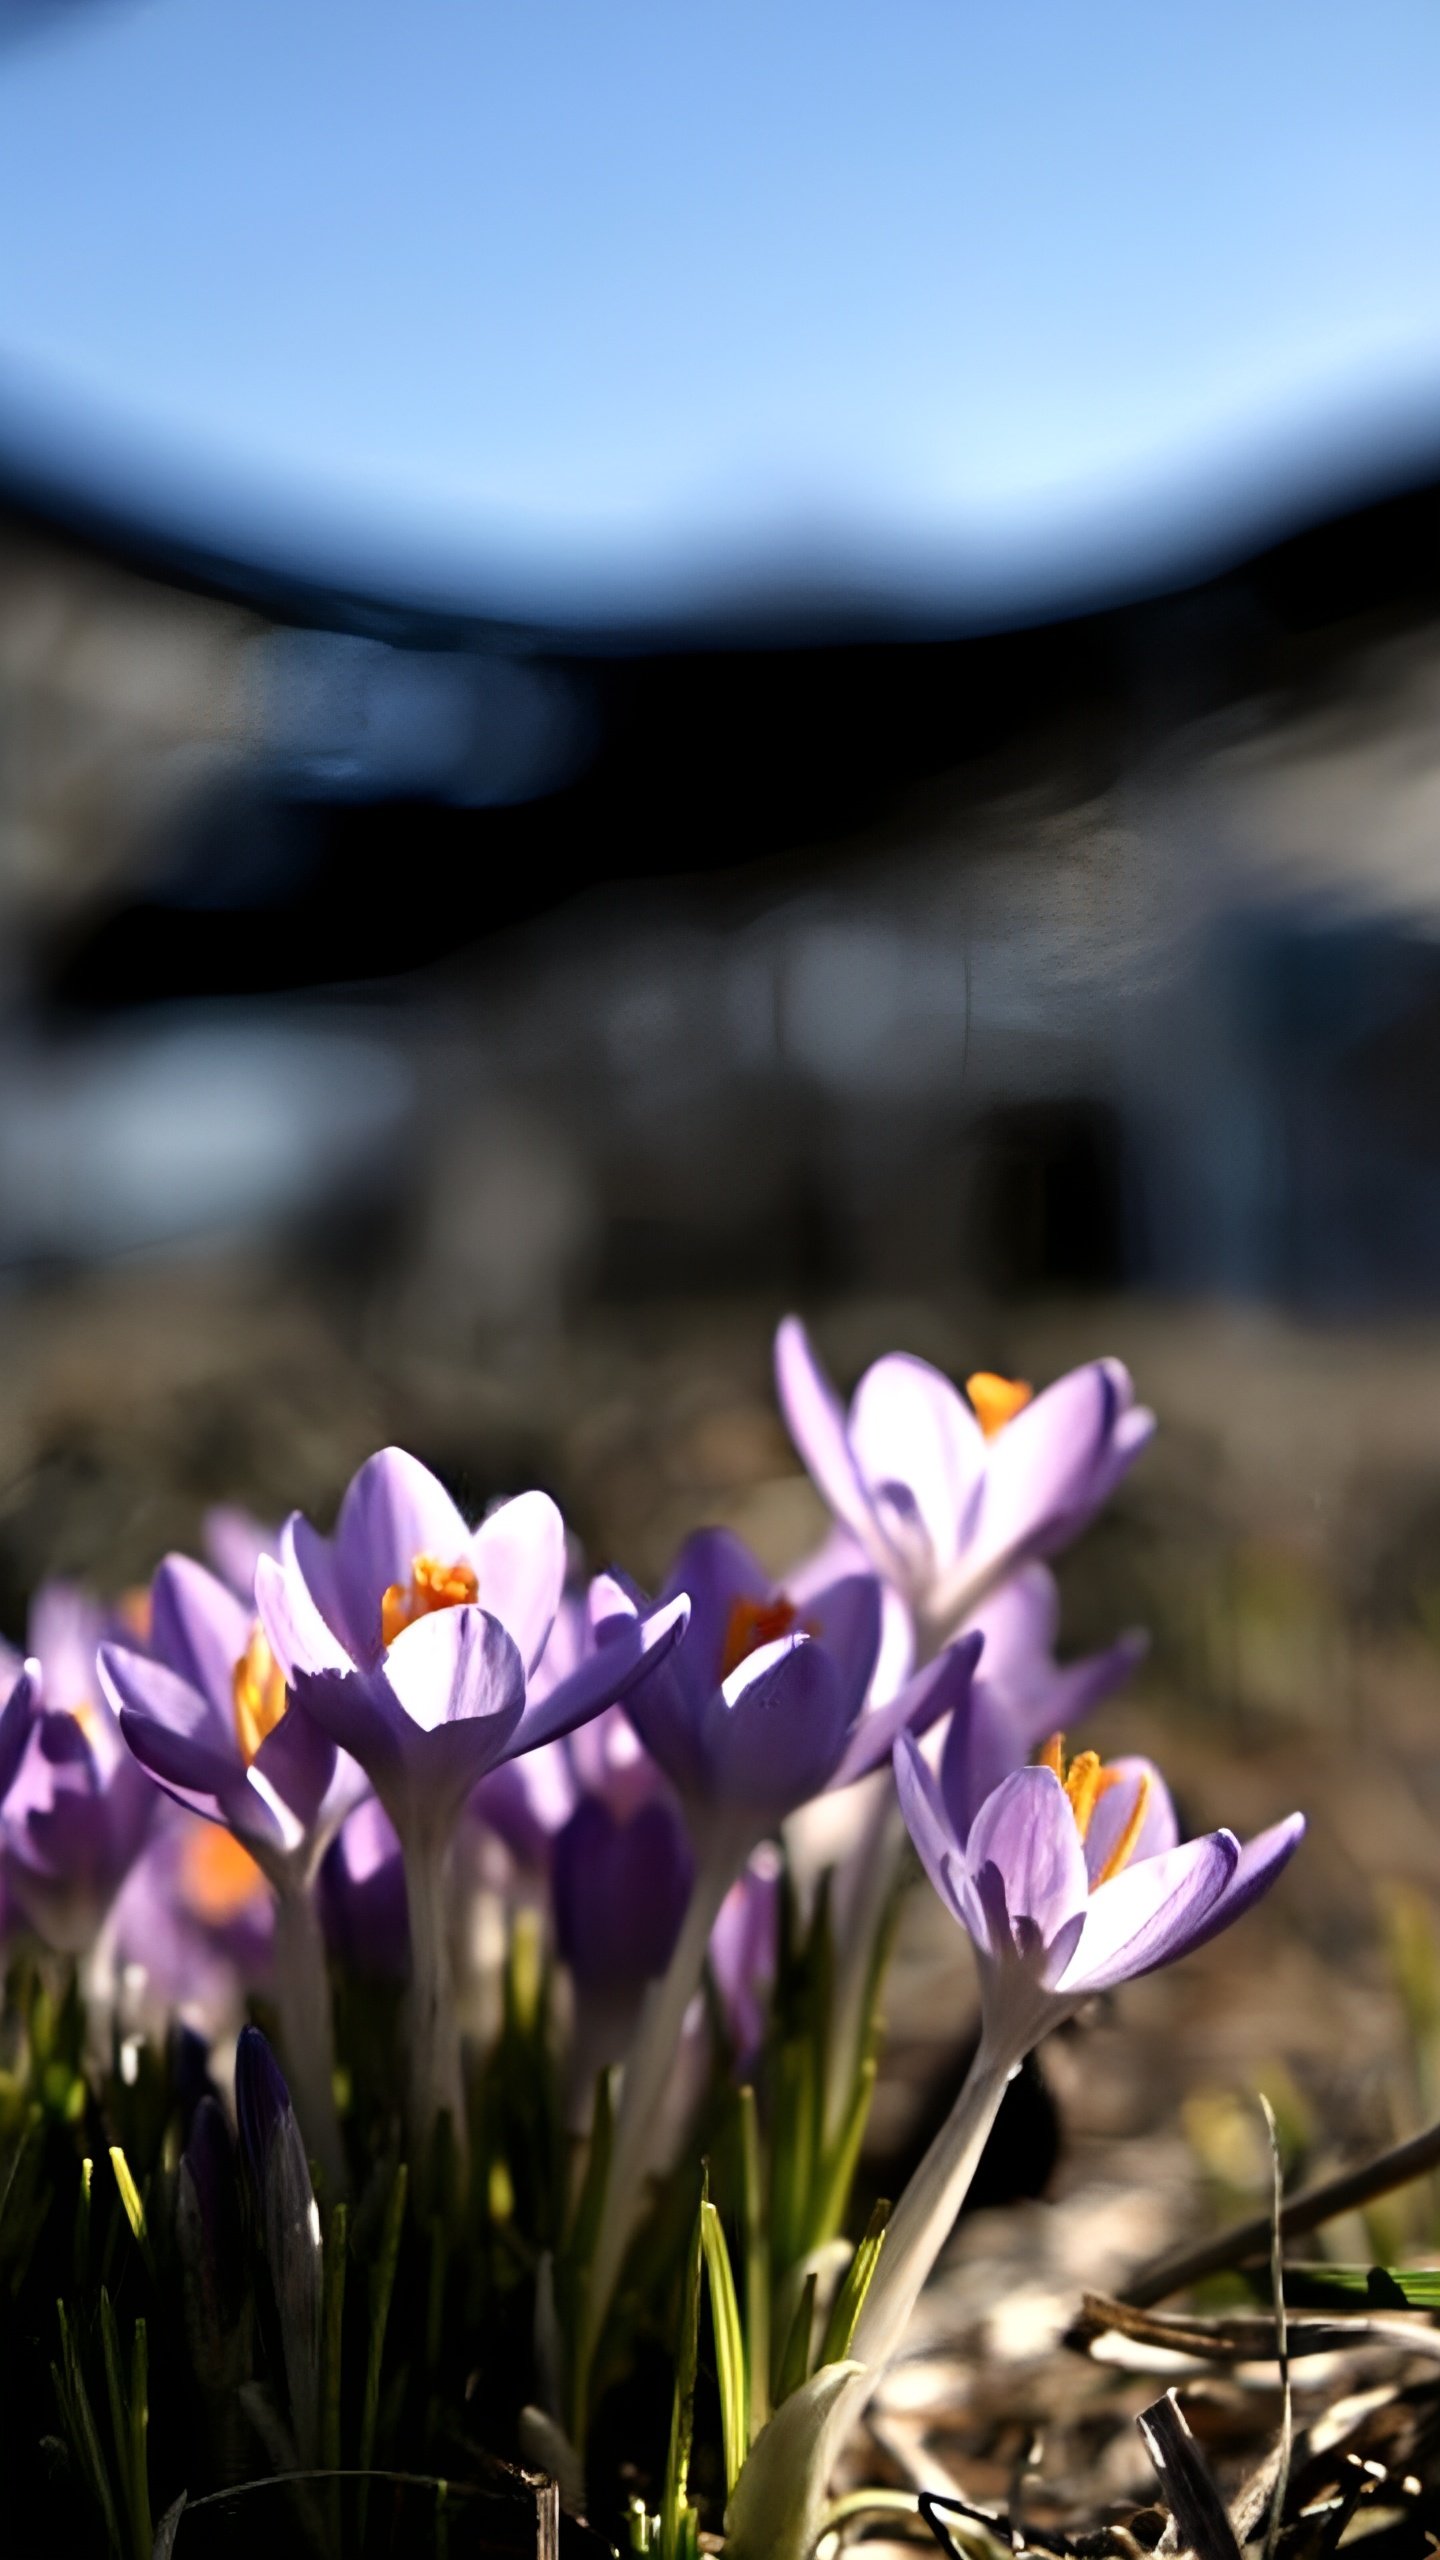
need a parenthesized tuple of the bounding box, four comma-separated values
(56, 2302, 123, 2555)
(773, 2269, 818, 2408)
(819, 2202, 890, 2370)
(699, 2197, 747, 2490)
(660, 2193, 704, 2560)
(811, 2054, 877, 2253)
(358, 2162, 407, 2548)
(737, 2087, 769, 2443)
(127, 2319, 152, 2560)
(322, 2197, 348, 2545)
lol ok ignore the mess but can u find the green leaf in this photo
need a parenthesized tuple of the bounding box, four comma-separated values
(660, 2192, 704, 2560)
(321, 2199, 348, 2480)
(700, 2196, 747, 2491)
(737, 2087, 769, 2443)
(107, 2146, 147, 2251)
(819, 2201, 890, 2369)
(1280, 2260, 1440, 2308)
(55, 2301, 122, 2556)
(127, 2319, 152, 2560)
(774, 2270, 818, 2407)
(357, 2162, 407, 2546)
(811, 2055, 877, 2253)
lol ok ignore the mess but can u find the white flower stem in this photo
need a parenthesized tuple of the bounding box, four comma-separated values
(402, 1826, 466, 2187)
(574, 1836, 740, 2425)
(722, 2036, 1018, 2560)
(849, 2038, 1014, 2367)
(272, 1873, 347, 2197)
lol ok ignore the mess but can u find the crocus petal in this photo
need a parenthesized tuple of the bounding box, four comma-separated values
(938, 1673, 1035, 1842)
(149, 1556, 252, 1718)
(203, 1503, 279, 1599)
(0, 1663, 38, 1803)
(963, 1565, 1061, 1682)
(848, 1353, 986, 1571)
(280, 1515, 353, 1661)
(1019, 1631, 1149, 1748)
(255, 1546, 352, 1686)
(1060, 1830, 1240, 1995)
(654, 1528, 773, 1707)
(829, 1629, 981, 1788)
(803, 1573, 883, 1726)
(1081, 1755, 1179, 1885)
(974, 1365, 1118, 1564)
(289, 1667, 411, 1793)
(332, 1447, 472, 1663)
(893, 1731, 968, 1926)
(508, 1595, 691, 1757)
(703, 1634, 851, 1818)
(470, 1490, 566, 1675)
(966, 1766, 1090, 1959)
(99, 1643, 236, 1773)
(28, 1582, 108, 1717)
(251, 1703, 341, 1834)
(774, 1317, 889, 1563)
(1176, 1813, 1306, 1955)
(383, 1605, 526, 1739)
(414, 1714, 528, 1817)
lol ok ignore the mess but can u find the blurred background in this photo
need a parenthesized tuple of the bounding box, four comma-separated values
(3, 0, 1440, 2237)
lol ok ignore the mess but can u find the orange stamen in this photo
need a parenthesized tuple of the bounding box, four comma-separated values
(720, 1594, 803, 1681)
(1092, 1772, 1152, 1887)
(1062, 1749, 1104, 1841)
(966, 1372, 1034, 1438)
(381, 1553, 479, 1648)
(117, 1585, 153, 1642)
(231, 1626, 288, 1764)
(180, 1824, 264, 1924)
(1037, 1734, 1149, 1887)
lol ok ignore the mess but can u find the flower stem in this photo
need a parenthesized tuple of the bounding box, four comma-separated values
(722, 2040, 1016, 2560)
(573, 1840, 739, 2430)
(848, 2041, 1013, 2368)
(403, 1828, 466, 2187)
(272, 1876, 346, 2197)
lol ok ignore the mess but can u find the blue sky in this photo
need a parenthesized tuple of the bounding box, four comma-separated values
(1, 0, 1439, 623)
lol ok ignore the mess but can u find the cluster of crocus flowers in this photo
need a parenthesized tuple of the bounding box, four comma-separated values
(0, 1320, 1303, 2554)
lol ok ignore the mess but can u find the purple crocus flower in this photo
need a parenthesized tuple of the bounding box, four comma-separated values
(774, 1318, 1154, 1651)
(709, 1844, 780, 2074)
(98, 1555, 361, 1883)
(0, 1594, 157, 1956)
(895, 1735, 1304, 2063)
(260, 1458, 688, 2166)
(610, 1528, 975, 1853)
(109, 1808, 273, 2031)
(257, 1445, 567, 1681)
(553, 1792, 694, 2084)
(940, 1563, 1147, 1836)
(472, 1598, 675, 1871)
(202, 1504, 279, 1601)
(98, 1555, 362, 2187)
(726, 1741, 1304, 2560)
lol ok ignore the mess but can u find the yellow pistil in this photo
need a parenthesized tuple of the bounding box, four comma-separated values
(966, 1372, 1033, 1438)
(1036, 1730, 1150, 1887)
(719, 1594, 812, 1681)
(232, 1626, 288, 1764)
(381, 1553, 479, 1648)
(180, 1824, 265, 1924)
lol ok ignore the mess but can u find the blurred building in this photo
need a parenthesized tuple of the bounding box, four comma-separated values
(3, 461, 1440, 1321)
